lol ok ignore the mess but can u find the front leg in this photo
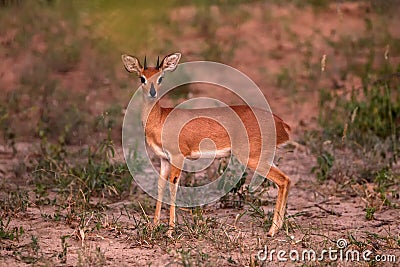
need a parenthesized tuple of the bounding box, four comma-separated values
(154, 158, 170, 225)
(166, 164, 182, 237)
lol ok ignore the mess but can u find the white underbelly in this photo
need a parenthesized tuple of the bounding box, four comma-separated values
(148, 140, 231, 160)
(189, 148, 231, 159)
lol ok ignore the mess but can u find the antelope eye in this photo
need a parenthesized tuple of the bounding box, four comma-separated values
(140, 76, 146, 84)
(157, 76, 163, 84)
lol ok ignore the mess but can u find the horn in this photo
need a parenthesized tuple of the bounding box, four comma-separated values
(144, 56, 147, 69)
(156, 56, 160, 69)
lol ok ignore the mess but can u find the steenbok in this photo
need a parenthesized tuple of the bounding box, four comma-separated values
(121, 53, 291, 237)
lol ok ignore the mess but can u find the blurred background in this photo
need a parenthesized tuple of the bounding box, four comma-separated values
(0, 0, 399, 265)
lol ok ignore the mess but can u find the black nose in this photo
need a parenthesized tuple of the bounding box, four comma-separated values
(150, 83, 156, 98)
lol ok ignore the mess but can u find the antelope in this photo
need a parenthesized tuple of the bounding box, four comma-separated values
(121, 52, 291, 237)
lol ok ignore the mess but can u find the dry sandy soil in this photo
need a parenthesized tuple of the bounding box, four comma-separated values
(2, 146, 399, 266)
(1, 1, 399, 266)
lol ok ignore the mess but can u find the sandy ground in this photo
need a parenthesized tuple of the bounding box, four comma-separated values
(1, 145, 399, 266)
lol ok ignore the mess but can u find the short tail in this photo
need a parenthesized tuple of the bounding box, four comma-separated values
(273, 114, 291, 145)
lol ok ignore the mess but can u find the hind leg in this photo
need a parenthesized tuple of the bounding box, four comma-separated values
(265, 166, 291, 236)
(247, 159, 291, 237)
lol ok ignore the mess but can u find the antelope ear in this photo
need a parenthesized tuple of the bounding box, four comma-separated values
(160, 53, 181, 72)
(121, 54, 143, 75)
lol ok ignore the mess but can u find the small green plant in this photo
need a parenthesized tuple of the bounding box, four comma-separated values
(218, 158, 248, 208)
(374, 168, 399, 207)
(0, 217, 24, 241)
(58, 235, 70, 264)
(179, 207, 217, 239)
(78, 246, 106, 267)
(311, 151, 335, 182)
(176, 247, 212, 267)
(0, 191, 29, 215)
(347, 234, 368, 251)
(365, 206, 376, 220)
(13, 235, 43, 264)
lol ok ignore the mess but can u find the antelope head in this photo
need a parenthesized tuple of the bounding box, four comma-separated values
(121, 53, 181, 100)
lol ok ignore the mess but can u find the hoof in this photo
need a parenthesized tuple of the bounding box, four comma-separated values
(267, 228, 277, 237)
(166, 229, 174, 238)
